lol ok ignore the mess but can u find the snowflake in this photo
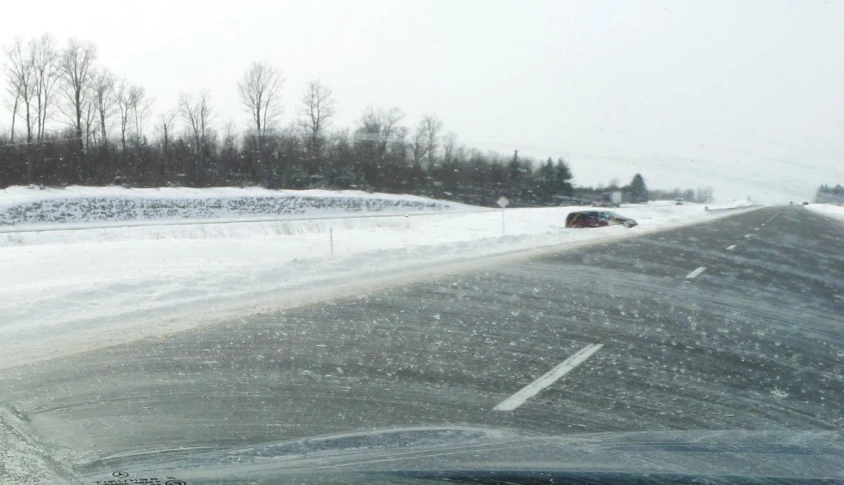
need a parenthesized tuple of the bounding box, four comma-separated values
(770, 387, 789, 400)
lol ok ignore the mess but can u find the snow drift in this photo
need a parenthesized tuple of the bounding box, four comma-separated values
(0, 185, 470, 227)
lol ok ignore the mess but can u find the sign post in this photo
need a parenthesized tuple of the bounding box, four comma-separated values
(497, 197, 509, 237)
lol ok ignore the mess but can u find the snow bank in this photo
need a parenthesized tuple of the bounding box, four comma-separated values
(643, 199, 755, 209)
(0, 203, 724, 248)
(0, 408, 75, 485)
(804, 203, 844, 222)
(0, 185, 470, 227)
(715, 199, 756, 209)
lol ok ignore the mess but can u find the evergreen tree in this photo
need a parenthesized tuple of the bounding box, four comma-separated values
(507, 150, 522, 193)
(629, 173, 649, 203)
(537, 157, 556, 203)
(554, 158, 573, 196)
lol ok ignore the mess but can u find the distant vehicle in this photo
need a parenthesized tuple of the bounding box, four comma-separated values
(803, 201, 809, 205)
(790, 201, 794, 205)
(675, 198, 684, 205)
(610, 191, 623, 206)
(566, 210, 638, 228)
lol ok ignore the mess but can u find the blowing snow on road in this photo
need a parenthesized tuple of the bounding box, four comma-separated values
(2, 189, 843, 483)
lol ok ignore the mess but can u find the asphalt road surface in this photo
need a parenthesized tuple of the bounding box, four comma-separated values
(2, 206, 843, 468)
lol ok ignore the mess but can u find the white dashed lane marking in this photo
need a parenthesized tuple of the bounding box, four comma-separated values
(493, 343, 603, 412)
(727, 245, 736, 251)
(685, 266, 707, 279)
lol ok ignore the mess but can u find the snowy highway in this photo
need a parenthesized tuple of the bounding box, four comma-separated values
(1, 205, 842, 473)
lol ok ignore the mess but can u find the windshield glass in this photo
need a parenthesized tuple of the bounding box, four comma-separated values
(1, 1, 843, 484)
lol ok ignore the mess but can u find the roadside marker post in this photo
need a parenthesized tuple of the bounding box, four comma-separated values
(497, 197, 509, 237)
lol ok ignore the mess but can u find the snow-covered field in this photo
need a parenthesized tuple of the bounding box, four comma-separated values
(0, 187, 758, 369)
(805, 203, 844, 222)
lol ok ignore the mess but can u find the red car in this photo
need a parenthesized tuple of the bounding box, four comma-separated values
(566, 210, 638, 228)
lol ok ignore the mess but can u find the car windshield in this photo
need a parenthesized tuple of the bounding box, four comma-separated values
(1, 1, 843, 484)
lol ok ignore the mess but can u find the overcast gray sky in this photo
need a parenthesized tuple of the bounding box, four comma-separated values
(3, 0, 842, 202)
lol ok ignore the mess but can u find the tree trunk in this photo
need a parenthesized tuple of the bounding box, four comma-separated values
(76, 97, 85, 181)
(121, 128, 127, 168)
(35, 94, 42, 142)
(24, 101, 33, 143)
(100, 111, 108, 150)
(10, 95, 19, 143)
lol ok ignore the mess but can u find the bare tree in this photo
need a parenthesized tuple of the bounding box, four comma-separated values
(300, 79, 335, 146)
(157, 109, 177, 151)
(442, 131, 458, 164)
(420, 114, 443, 169)
(29, 34, 60, 141)
(3, 83, 20, 142)
(179, 90, 213, 177)
(220, 119, 240, 173)
(131, 88, 153, 141)
(357, 106, 404, 158)
(115, 80, 143, 155)
(179, 90, 213, 150)
(412, 123, 427, 165)
(412, 114, 442, 167)
(4, 37, 35, 143)
(222, 119, 239, 149)
(83, 99, 98, 151)
(237, 62, 283, 137)
(357, 107, 403, 138)
(59, 37, 97, 176)
(91, 68, 115, 148)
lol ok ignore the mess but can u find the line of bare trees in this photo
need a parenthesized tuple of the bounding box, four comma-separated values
(2, 35, 160, 182)
(2, 34, 579, 207)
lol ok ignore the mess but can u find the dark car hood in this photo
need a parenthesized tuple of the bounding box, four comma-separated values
(74, 427, 844, 484)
